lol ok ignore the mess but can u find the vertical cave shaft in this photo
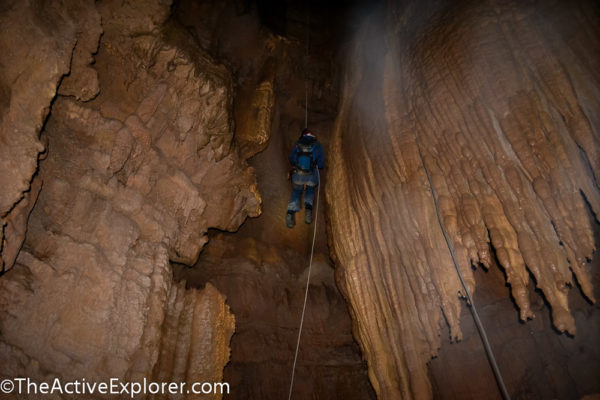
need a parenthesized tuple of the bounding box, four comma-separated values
(1, 0, 599, 399)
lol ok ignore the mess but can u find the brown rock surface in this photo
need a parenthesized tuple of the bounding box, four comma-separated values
(429, 242, 600, 400)
(0, 0, 101, 273)
(152, 282, 235, 400)
(234, 62, 276, 160)
(0, 0, 257, 397)
(327, 0, 600, 398)
(2, 0, 598, 399)
(172, 2, 376, 398)
(174, 234, 375, 400)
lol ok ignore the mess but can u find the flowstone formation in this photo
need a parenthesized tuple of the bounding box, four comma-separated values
(327, 0, 599, 398)
(0, 0, 259, 397)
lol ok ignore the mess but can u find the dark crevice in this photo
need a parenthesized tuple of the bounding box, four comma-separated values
(576, 142, 600, 191)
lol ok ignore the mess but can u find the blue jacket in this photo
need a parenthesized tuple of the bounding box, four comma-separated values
(289, 136, 324, 185)
(289, 137, 325, 170)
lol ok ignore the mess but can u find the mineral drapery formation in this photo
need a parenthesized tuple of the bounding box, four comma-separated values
(0, 0, 258, 396)
(327, 1, 599, 399)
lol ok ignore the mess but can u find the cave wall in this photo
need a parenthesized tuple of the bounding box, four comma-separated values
(428, 241, 600, 400)
(174, 0, 342, 254)
(172, 2, 377, 399)
(3, 0, 599, 398)
(0, 0, 259, 396)
(174, 235, 376, 400)
(327, 0, 600, 398)
(0, 0, 101, 275)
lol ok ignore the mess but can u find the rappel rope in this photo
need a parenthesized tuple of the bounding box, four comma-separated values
(303, 4, 310, 129)
(413, 133, 511, 400)
(287, 168, 320, 400)
(288, 3, 314, 399)
(290, 1, 507, 397)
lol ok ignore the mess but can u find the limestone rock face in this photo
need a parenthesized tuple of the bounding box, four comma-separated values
(0, 176, 42, 276)
(0, 0, 101, 273)
(0, 0, 258, 396)
(174, 234, 375, 400)
(235, 77, 275, 160)
(327, 1, 599, 398)
(152, 282, 235, 400)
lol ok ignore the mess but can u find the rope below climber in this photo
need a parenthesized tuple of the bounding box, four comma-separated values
(288, 2, 321, 398)
(287, 164, 321, 400)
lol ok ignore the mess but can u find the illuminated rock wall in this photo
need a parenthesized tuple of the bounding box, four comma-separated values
(0, 0, 257, 397)
(0, 0, 101, 274)
(327, 1, 599, 398)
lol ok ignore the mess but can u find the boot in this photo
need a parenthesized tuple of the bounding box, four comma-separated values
(305, 205, 312, 224)
(286, 211, 295, 228)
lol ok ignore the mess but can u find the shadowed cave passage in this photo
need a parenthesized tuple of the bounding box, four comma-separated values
(0, 1, 599, 400)
(175, 1, 600, 399)
(171, 1, 377, 398)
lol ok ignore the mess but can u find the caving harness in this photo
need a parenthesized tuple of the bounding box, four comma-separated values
(293, 135, 317, 175)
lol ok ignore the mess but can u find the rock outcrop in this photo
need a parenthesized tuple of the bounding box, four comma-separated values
(327, 0, 599, 398)
(0, 0, 258, 397)
(175, 235, 375, 400)
(0, 0, 101, 274)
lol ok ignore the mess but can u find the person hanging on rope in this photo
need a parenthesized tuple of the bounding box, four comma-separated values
(286, 128, 325, 228)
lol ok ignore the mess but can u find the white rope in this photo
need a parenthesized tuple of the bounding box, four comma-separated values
(288, 3, 317, 397)
(413, 134, 511, 400)
(303, 1, 310, 129)
(287, 170, 320, 400)
(304, 77, 309, 128)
